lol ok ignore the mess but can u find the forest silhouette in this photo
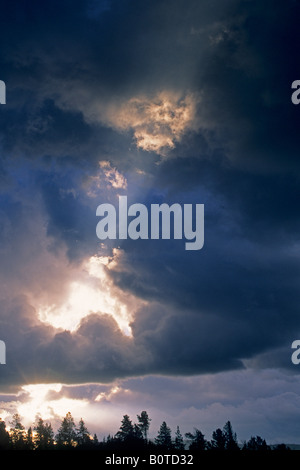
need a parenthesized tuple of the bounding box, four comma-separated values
(0, 410, 292, 452)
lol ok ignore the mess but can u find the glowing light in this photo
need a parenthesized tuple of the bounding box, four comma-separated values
(94, 385, 132, 404)
(16, 383, 89, 427)
(37, 254, 136, 336)
(95, 385, 119, 402)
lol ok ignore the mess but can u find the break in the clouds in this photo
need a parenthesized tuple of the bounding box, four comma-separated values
(2, 370, 300, 444)
(0, 0, 300, 444)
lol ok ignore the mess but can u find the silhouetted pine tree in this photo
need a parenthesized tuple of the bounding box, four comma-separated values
(55, 412, 77, 448)
(114, 414, 145, 451)
(174, 425, 185, 451)
(242, 436, 270, 451)
(76, 418, 92, 448)
(26, 427, 35, 450)
(0, 419, 9, 449)
(155, 421, 173, 450)
(210, 428, 226, 451)
(34, 417, 55, 449)
(133, 423, 143, 440)
(115, 414, 135, 442)
(9, 413, 26, 450)
(223, 421, 239, 451)
(185, 428, 207, 451)
(137, 411, 151, 441)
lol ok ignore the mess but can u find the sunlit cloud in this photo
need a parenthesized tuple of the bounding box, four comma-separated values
(36, 254, 142, 336)
(99, 161, 127, 189)
(69, 90, 201, 157)
(104, 91, 200, 155)
(83, 161, 127, 198)
(95, 385, 131, 403)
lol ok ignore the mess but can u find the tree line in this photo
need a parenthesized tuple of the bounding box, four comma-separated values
(0, 411, 291, 452)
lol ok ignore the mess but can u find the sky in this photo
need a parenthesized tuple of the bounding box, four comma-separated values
(1, 0, 300, 445)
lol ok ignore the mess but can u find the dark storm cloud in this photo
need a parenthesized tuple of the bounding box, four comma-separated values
(1, 0, 298, 171)
(0, 0, 300, 388)
(37, 170, 98, 260)
(105, 196, 300, 377)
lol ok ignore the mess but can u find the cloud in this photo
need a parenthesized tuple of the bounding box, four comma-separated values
(0, 294, 149, 390)
(0, 159, 299, 389)
(81, 91, 201, 156)
(1, 0, 297, 173)
(0, 2, 299, 442)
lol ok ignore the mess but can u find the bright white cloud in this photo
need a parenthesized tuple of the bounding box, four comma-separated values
(36, 253, 143, 335)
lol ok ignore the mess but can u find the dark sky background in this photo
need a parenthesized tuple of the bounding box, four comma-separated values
(1, 0, 300, 444)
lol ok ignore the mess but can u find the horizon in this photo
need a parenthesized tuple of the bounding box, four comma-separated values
(0, 405, 295, 449)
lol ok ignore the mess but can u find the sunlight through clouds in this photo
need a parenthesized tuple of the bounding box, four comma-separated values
(16, 384, 89, 428)
(104, 91, 201, 155)
(36, 254, 138, 336)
